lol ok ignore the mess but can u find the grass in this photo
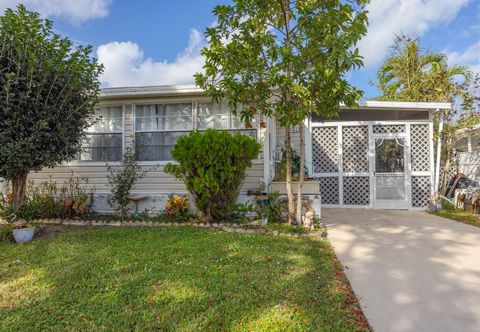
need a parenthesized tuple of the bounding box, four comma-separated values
(267, 223, 310, 234)
(432, 208, 480, 228)
(0, 226, 368, 331)
(83, 211, 195, 223)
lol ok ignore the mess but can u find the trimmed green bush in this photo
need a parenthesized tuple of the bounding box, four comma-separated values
(165, 129, 260, 222)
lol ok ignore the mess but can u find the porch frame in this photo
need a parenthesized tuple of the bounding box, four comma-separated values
(306, 120, 435, 210)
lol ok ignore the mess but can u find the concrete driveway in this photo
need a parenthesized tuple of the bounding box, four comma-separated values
(324, 209, 480, 332)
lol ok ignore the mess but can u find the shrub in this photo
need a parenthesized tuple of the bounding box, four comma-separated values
(228, 202, 257, 223)
(256, 192, 284, 223)
(106, 147, 156, 219)
(442, 201, 456, 211)
(166, 194, 189, 217)
(0, 193, 15, 222)
(165, 129, 260, 222)
(0, 224, 14, 243)
(0, 174, 93, 221)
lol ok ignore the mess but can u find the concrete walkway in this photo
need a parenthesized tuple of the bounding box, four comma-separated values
(324, 209, 480, 332)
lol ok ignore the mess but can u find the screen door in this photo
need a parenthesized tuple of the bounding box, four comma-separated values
(374, 138, 408, 209)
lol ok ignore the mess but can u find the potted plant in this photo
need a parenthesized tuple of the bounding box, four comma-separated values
(0, 192, 37, 243)
(12, 220, 36, 243)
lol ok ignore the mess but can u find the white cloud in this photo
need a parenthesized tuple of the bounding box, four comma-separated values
(448, 41, 480, 74)
(0, 0, 112, 23)
(358, 0, 471, 67)
(97, 29, 205, 87)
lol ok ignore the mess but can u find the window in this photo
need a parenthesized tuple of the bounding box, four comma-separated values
(197, 102, 257, 138)
(375, 138, 405, 173)
(78, 106, 123, 161)
(134, 102, 258, 162)
(135, 103, 193, 161)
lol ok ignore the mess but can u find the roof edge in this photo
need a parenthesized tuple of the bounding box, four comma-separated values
(100, 84, 202, 98)
(100, 85, 451, 110)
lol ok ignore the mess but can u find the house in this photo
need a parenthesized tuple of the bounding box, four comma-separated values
(2, 85, 450, 212)
(453, 124, 480, 183)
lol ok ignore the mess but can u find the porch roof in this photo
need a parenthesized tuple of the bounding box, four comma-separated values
(348, 101, 451, 111)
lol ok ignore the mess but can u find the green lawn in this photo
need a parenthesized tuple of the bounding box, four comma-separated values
(432, 208, 480, 228)
(0, 226, 368, 331)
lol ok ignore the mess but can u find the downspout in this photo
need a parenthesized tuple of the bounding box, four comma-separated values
(434, 109, 444, 193)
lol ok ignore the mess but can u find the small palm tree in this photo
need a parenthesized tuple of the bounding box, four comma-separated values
(375, 35, 474, 194)
(376, 35, 471, 103)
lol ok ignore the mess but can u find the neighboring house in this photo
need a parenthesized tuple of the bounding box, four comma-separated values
(454, 124, 480, 183)
(7, 85, 450, 212)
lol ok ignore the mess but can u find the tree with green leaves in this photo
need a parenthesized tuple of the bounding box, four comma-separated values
(375, 35, 471, 103)
(0, 5, 103, 213)
(195, 0, 369, 223)
(374, 35, 474, 192)
(462, 73, 480, 113)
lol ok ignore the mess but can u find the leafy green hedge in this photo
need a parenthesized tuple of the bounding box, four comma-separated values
(165, 129, 260, 222)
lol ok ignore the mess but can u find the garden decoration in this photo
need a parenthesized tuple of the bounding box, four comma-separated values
(302, 211, 315, 230)
(128, 195, 148, 215)
(12, 226, 36, 243)
(258, 191, 269, 225)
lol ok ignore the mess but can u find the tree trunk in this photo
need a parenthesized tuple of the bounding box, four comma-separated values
(12, 172, 28, 213)
(440, 137, 453, 195)
(296, 122, 305, 224)
(285, 126, 295, 224)
(282, 0, 295, 224)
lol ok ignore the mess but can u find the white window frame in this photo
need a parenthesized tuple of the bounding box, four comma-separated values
(134, 100, 261, 165)
(134, 102, 195, 163)
(68, 104, 124, 165)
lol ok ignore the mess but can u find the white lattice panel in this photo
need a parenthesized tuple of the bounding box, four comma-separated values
(373, 125, 405, 134)
(312, 177, 339, 205)
(343, 177, 370, 206)
(411, 124, 430, 172)
(312, 127, 338, 173)
(412, 176, 431, 208)
(343, 126, 369, 172)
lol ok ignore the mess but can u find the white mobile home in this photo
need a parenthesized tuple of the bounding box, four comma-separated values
(9, 85, 449, 212)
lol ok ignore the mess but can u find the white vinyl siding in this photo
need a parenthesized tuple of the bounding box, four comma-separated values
(28, 163, 264, 194)
(29, 96, 265, 209)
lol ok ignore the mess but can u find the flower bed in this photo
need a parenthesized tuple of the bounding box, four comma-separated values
(20, 217, 327, 239)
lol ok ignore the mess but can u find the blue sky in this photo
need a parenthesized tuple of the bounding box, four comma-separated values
(2, 0, 479, 99)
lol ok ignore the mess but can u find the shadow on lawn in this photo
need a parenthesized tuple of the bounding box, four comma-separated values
(0, 226, 367, 331)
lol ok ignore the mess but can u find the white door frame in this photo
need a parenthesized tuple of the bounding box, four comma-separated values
(372, 133, 410, 209)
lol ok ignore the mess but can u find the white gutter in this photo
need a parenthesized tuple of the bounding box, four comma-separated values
(99, 85, 452, 111)
(342, 101, 451, 110)
(434, 109, 444, 193)
(100, 85, 203, 99)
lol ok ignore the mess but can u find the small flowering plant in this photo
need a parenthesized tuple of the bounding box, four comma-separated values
(166, 194, 189, 217)
(0, 192, 15, 222)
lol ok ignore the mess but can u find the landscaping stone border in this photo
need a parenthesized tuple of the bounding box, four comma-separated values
(19, 218, 328, 240)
